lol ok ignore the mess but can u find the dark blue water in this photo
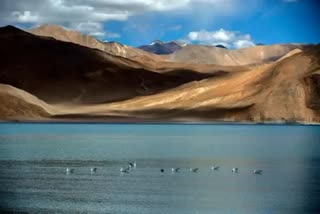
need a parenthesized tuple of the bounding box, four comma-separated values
(0, 123, 319, 213)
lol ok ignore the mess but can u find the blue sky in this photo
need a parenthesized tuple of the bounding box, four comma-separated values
(107, 0, 319, 47)
(0, 0, 319, 48)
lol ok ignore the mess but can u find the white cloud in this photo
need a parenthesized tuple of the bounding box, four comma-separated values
(70, 22, 120, 38)
(233, 39, 255, 49)
(186, 29, 255, 49)
(188, 29, 236, 42)
(0, 0, 244, 37)
(70, 22, 105, 36)
(11, 11, 40, 23)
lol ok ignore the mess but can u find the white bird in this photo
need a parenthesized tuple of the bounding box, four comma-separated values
(211, 166, 220, 170)
(189, 168, 199, 172)
(120, 167, 130, 173)
(90, 168, 97, 173)
(171, 168, 180, 173)
(232, 168, 238, 173)
(128, 161, 136, 169)
(253, 169, 263, 174)
(66, 168, 74, 174)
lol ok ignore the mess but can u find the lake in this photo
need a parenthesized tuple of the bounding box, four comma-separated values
(0, 123, 319, 213)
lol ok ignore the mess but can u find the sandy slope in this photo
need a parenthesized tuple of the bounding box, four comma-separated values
(0, 84, 54, 120)
(275, 49, 302, 62)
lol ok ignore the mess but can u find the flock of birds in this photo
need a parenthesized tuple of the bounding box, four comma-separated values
(65, 161, 263, 175)
(168, 166, 262, 174)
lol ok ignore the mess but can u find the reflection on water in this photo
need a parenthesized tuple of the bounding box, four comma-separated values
(0, 123, 319, 213)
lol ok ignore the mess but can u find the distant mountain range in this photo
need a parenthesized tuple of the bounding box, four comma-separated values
(29, 24, 306, 66)
(138, 40, 230, 55)
(168, 43, 309, 65)
(30, 24, 165, 63)
(138, 40, 185, 55)
(0, 24, 319, 124)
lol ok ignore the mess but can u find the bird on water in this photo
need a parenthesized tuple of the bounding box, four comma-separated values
(253, 169, 263, 174)
(66, 168, 74, 174)
(189, 168, 199, 172)
(120, 167, 130, 173)
(211, 166, 220, 171)
(171, 168, 180, 173)
(232, 168, 238, 173)
(128, 161, 137, 169)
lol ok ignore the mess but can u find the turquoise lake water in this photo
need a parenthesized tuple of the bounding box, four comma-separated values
(0, 123, 319, 213)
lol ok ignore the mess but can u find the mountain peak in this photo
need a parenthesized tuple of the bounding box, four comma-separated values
(31, 24, 74, 34)
(1, 25, 19, 30)
(215, 44, 228, 49)
(171, 41, 187, 46)
(140, 40, 184, 55)
(38, 24, 65, 29)
(150, 40, 164, 45)
(0, 25, 32, 37)
(0, 25, 23, 32)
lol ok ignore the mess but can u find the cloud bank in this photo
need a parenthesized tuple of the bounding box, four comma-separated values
(186, 29, 255, 49)
(0, 0, 241, 36)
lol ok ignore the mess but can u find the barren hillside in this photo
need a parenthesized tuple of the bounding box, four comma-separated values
(30, 24, 164, 62)
(169, 44, 308, 66)
(95, 45, 320, 123)
(0, 25, 218, 104)
(1, 25, 319, 123)
(0, 84, 54, 120)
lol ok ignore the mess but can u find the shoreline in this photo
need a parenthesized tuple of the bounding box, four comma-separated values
(0, 118, 319, 126)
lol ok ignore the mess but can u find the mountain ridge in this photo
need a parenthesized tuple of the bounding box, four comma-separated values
(1, 25, 212, 104)
(30, 24, 165, 62)
(98, 45, 320, 123)
(168, 43, 310, 66)
(0, 25, 319, 123)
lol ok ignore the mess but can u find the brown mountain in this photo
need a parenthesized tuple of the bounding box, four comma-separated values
(168, 44, 309, 66)
(30, 24, 164, 62)
(91, 45, 320, 123)
(1, 25, 319, 123)
(0, 25, 216, 104)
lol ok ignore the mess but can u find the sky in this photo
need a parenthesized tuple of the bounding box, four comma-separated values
(0, 0, 319, 49)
